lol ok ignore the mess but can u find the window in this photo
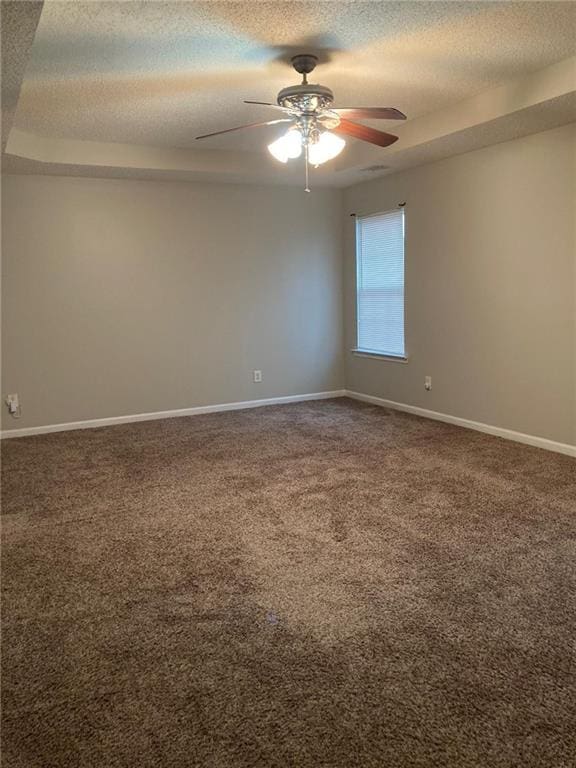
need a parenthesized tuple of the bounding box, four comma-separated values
(355, 208, 405, 358)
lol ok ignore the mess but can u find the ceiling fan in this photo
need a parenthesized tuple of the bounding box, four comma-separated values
(196, 54, 406, 191)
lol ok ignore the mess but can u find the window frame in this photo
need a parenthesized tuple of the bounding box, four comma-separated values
(352, 207, 408, 362)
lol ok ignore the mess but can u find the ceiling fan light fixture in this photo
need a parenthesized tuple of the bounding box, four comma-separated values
(197, 56, 404, 188)
(308, 131, 346, 166)
(267, 128, 303, 163)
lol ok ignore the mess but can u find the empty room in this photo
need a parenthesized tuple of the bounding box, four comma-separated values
(1, 1, 575, 766)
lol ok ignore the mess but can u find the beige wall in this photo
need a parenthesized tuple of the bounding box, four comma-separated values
(1, 176, 344, 430)
(3, 124, 574, 443)
(344, 124, 576, 445)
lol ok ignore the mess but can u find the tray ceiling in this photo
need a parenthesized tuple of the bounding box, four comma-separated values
(3, 1, 576, 186)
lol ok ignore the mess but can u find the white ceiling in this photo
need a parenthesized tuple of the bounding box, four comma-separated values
(2, 0, 576, 186)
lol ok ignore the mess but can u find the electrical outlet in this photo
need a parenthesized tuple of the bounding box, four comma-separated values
(424, 376, 432, 391)
(253, 370, 262, 383)
(5, 393, 21, 417)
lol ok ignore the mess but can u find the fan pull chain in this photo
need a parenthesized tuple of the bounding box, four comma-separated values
(304, 142, 310, 193)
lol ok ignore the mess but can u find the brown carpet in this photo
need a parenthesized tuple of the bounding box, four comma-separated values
(1, 398, 575, 767)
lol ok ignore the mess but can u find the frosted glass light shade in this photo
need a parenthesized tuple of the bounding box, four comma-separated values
(267, 129, 303, 163)
(308, 131, 346, 165)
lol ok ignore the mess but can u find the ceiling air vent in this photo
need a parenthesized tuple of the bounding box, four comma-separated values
(361, 164, 390, 172)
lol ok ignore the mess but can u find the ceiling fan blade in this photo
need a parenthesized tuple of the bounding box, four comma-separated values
(196, 118, 291, 140)
(332, 119, 398, 147)
(332, 107, 406, 120)
(244, 100, 293, 113)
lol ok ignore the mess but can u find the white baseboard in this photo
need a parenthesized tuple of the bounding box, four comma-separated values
(2, 389, 573, 457)
(346, 390, 576, 458)
(0, 390, 347, 439)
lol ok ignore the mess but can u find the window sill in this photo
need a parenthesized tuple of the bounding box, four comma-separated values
(351, 349, 409, 363)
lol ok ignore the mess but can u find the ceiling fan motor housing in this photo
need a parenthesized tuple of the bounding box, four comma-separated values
(291, 54, 319, 76)
(277, 83, 334, 112)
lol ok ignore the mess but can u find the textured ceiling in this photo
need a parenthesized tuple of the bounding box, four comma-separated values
(2, 1, 575, 186)
(0, 1, 43, 150)
(13, 1, 576, 151)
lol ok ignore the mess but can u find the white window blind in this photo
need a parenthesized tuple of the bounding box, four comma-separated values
(355, 208, 405, 357)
